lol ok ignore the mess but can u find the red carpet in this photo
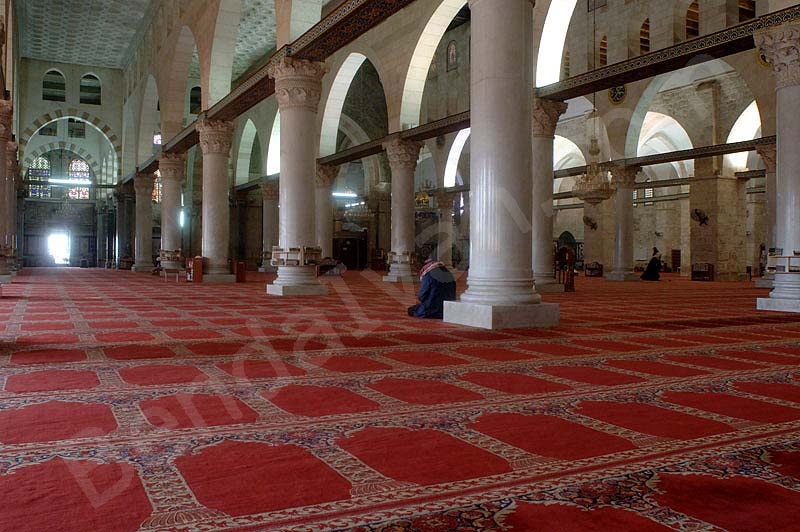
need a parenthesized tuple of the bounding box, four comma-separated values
(1, 268, 800, 530)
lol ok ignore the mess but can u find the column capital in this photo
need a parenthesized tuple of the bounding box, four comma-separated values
(437, 190, 459, 209)
(267, 56, 328, 112)
(609, 164, 639, 187)
(755, 22, 800, 90)
(6, 141, 18, 176)
(196, 119, 234, 154)
(133, 173, 155, 195)
(383, 138, 422, 170)
(532, 98, 568, 138)
(0, 99, 12, 142)
(315, 163, 339, 188)
(756, 143, 777, 173)
(157, 153, 186, 182)
(259, 179, 279, 200)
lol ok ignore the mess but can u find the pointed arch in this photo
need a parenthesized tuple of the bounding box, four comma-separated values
(444, 128, 471, 188)
(536, 0, 579, 86)
(137, 75, 160, 165)
(399, 0, 468, 130)
(161, 25, 199, 138)
(205, 0, 244, 107)
(235, 119, 259, 185)
(266, 110, 281, 176)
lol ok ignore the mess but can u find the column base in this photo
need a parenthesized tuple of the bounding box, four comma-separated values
(755, 272, 775, 289)
(757, 297, 800, 313)
(267, 265, 327, 296)
(266, 283, 328, 296)
(203, 274, 236, 283)
(606, 270, 639, 282)
(132, 263, 153, 272)
(258, 265, 277, 273)
(444, 301, 559, 330)
(0, 274, 11, 284)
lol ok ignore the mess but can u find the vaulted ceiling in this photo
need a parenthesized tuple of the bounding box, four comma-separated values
(18, 0, 153, 69)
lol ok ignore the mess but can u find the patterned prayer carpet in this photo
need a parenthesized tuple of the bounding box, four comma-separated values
(1, 268, 800, 531)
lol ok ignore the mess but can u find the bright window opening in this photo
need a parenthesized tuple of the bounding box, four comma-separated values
(537, 0, 579, 87)
(48, 232, 70, 265)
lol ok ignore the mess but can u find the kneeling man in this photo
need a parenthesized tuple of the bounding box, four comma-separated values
(407, 258, 456, 319)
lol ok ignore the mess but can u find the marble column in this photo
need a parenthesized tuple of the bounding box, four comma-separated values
(315, 163, 338, 258)
(532, 97, 568, 292)
(258, 179, 279, 272)
(266, 57, 328, 296)
(132, 173, 155, 272)
(158, 153, 185, 269)
(0, 99, 11, 279)
(196, 119, 235, 281)
(606, 165, 640, 281)
(96, 201, 107, 268)
(383, 138, 421, 283)
(444, 0, 559, 329)
(436, 191, 457, 268)
(756, 23, 800, 312)
(755, 143, 776, 288)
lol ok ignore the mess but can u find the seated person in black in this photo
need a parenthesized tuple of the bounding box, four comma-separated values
(407, 258, 456, 319)
(641, 247, 662, 281)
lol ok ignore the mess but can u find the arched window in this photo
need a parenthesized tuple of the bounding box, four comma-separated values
(43, 70, 66, 102)
(686, 1, 700, 39)
(80, 74, 101, 105)
(152, 172, 162, 203)
(561, 50, 571, 79)
(446, 41, 458, 71)
(598, 35, 608, 67)
(640, 19, 651, 54)
(29, 156, 51, 179)
(189, 86, 202, 115)
(67, 158, 91, 199)
(739, 0, 756, 22)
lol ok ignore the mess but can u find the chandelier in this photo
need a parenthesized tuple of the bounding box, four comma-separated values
(572, 6, 613, 206)
(573, 137, 612, 205)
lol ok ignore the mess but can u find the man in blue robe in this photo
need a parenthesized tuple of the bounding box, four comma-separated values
(407, 258, 456, 319)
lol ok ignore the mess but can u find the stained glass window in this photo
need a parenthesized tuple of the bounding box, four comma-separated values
(28, 184, 51, 198)
(68, 159, 91, 180)
(152, 178, 162, 203)
(30, 156, 51, 179)
(68, 187, 90, 200)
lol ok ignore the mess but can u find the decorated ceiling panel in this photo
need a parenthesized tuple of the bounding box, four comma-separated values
(232, 0, 277, 80)
(19, 0, 153, 69)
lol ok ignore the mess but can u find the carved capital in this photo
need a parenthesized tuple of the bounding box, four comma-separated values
(316, 163, 339, 188)
(157, 153, 186, 182)
(133, 173, 155, 196)
(532, 98, 568, 137)
(756, 144, 777, 173)
(196, 119, 234, 155)
(267, 57, 327, 112)
(259, 179, 279, 201)
(0, 100, 13, 142)
(437, 191, 459, 210)
(755, 22, 800, 90)
(6, 141, 18, 177)
(609, 164, 639, 187)
(383, 138, 422, 171)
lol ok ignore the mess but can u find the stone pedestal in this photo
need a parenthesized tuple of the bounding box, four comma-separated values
(197, 119, 235, 281)
(436, 191, 457, 268)
(132, 173, 155, 272)
(532, 97, 567, 291)
(259, 179, 279, 272)
(757, 144, 777, 289)
(444, 0, 557, 330)
(266, 57, 328, 296)
(606, 165, 639, 282)
(158, 153, 185, 269)
(756, 23, 800, 311)
(0, 100, 11, 249)
(383, 138, 421, 283)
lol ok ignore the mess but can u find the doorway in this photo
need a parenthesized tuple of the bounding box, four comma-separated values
(47, 232, 70, 265)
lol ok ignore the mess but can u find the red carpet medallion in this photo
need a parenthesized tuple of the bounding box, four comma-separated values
(1, 268, 800, 531)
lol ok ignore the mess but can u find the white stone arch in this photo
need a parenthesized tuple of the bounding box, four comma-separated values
(19, 112, 122, 181)
(638, 111, 694, 194)
(443, 128, 470, 188)
(137, 74, 161, 165)
(723, 100, 761, 173)
(204, 0, 244, 107)
(319, 50, 388, 157)
(535, 0, 578, 87)
(553, 135, 585, 206)
(338, 113, 380, 193)
(235, 119, 259, 185)
(161, 25, 198, 138)
(23, 145, 103, 182)
(266, 110, 281, 176)
(398, 0, 468, 130)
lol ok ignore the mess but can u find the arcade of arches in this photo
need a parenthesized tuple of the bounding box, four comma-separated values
(3, 1, 800, 530)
